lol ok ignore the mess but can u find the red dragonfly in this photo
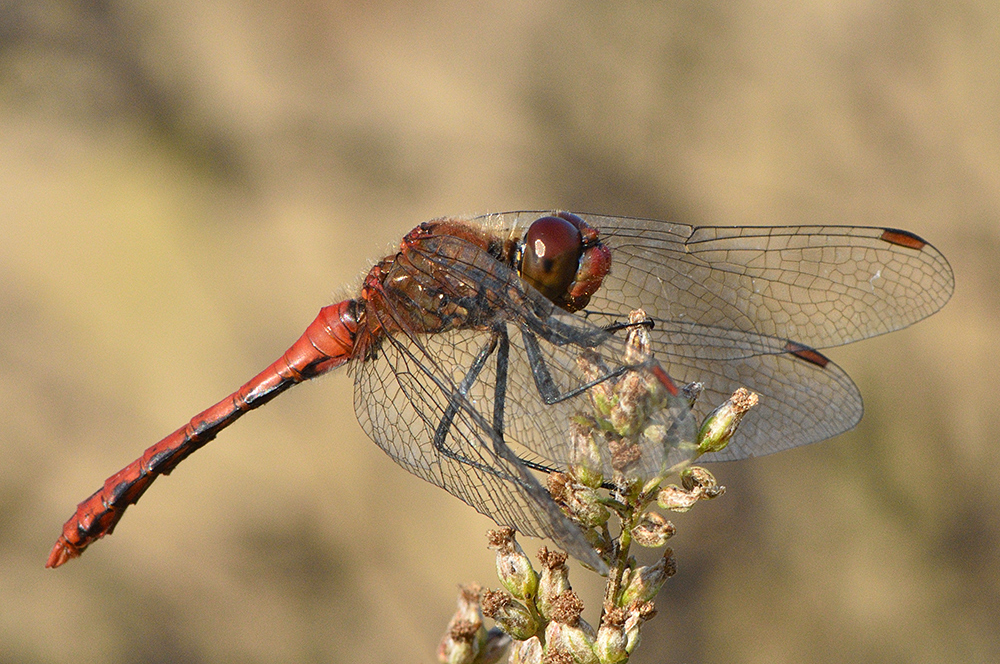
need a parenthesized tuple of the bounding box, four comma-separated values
(47, 212, 953, 570)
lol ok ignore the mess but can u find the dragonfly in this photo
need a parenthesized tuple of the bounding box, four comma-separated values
(47, 212, 954, 570)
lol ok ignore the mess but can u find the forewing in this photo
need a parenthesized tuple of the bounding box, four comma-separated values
(485, 213, 954, 351)
(590, 217, 955, 350)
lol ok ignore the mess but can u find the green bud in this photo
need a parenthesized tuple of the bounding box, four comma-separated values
(545, 618, 598, 664)
(576, 351, 614, 420)
(696, 387, 758, 455)
(620, 549, 676, 605)
(572, 485, 611, 528)
(594, 607, 628, 664)
(569, 419, 606, 489)
(487, 528, 538, 603)
(481, 590, 539, 641)
(509, 637, 543, 664)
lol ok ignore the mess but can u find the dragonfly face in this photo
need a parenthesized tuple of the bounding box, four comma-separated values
(515, 212, 612, 313)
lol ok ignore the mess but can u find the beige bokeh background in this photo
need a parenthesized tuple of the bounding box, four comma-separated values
(2, 1, 997, 662)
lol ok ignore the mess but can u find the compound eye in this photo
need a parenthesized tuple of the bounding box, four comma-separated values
(520, 216, 583, 303)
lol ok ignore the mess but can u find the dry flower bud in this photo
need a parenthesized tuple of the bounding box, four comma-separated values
(623, 601, 657, 654)
(437, 585, 487, 664)
(549, 474, 610, 528)
(607, 437, 642, 473)
(437, 618, 483, 664)
(608, 369, 667, 440)
(487, 528, 538, 602)
(631, 511, 676, 548)
(549, 590, 586, 626)
(547, 473, 572, 503)
(481, 589, 538, 641)
(569, 419, 605, 488)
(455, 584, 484, 624)
(620, 548, 676, 605)
(623, 309, 653, 365)
(537, 547, 572, 621)
(542, 649, 575, 664)
(545, 614, 598, 664)
(656, 484, 699, 512)
(577, 351, 613, 418)
(680, 466, 724, 498)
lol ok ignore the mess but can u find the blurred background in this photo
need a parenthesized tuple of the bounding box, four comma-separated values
(1, 1, 997, 662)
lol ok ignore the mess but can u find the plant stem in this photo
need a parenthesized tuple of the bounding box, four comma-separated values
(602, 509, 636, 615)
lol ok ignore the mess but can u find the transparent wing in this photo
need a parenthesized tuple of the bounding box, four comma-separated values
(481, 212, 954, 456)
(488, 214, 954, 350)
(647, 321, 861, 460)
(354, 325, 580, 552)
(353, 233, 696, 566)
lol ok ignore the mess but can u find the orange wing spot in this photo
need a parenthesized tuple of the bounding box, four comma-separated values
(784, 341, 830, 368)
(880, 229, 926, 250)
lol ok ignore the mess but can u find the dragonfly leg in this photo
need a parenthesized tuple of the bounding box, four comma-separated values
(520, 326, 627, 406)
(424, 325, 560, 484)
(426, 326, 606, 570)
(428, 328, 533, 487)
(602, 314, 654, 335)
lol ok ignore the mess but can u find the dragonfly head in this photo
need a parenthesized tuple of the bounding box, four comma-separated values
(517, 212, 611, 312)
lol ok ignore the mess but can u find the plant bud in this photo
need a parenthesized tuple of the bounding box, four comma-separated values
(595, 607, 628, 664)
(681, 466, 724, 498)
(620, 549, 676, 605)
(437, 618, 483, 664)
(623, 601, 657, 655)
(569, 419, 605, 488)
(696, 387, 758, 455)
(656, 484, 699, 512)
(549, 474, 610, 528)
(508, 636, 543, 664)
(481, 590, 539, 641)
(631, 511, 675, 548)
(545, 615, 598, 664)
(609, 369, 667, 440)
(536, 547, 572, 621)
(577, 351, 614, 419)
(622, 309, 653, 365)
(487, 528, 538, 603)
(437, 585, 486, 664)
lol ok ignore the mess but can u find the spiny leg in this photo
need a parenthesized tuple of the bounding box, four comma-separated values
(519, 324, 628, 406)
